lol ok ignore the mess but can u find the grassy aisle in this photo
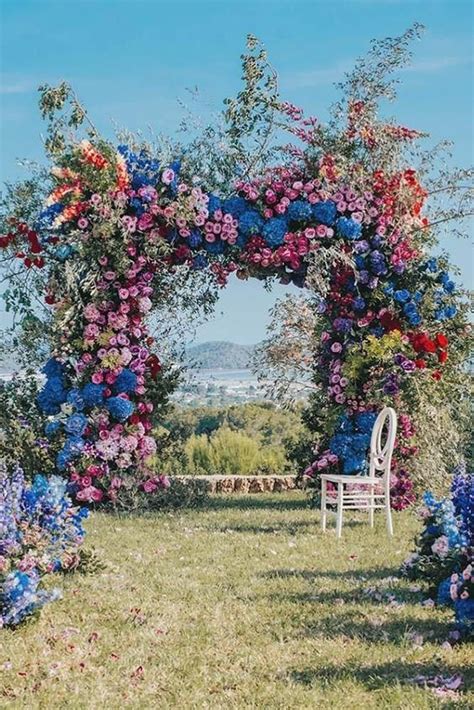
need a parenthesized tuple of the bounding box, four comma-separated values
(1, 493, 472, 709)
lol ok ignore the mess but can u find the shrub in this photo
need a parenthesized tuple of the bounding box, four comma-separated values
(184, 427, 291, 475)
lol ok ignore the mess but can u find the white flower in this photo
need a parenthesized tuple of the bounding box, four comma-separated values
(431, 535, 449, 558)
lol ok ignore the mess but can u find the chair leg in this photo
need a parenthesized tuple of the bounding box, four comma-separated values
(321, 478, 327, 532)
(369, 486, 375, 528)
(385, 495, 393, 536)
(336, 483, 343, 539)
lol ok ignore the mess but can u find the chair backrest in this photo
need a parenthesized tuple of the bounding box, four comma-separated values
(368, 407, 397, 485)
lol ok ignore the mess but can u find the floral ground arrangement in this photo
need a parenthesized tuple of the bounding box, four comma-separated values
(1, 495, 473, 708)
(402, 470, 474, 640)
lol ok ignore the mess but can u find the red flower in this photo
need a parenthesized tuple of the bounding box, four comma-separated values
(438, 350, 448, 364)
(380, 310, 402, 333)
(432, 370, 442, 381)
(147, 354, 161, 379)
(424, 339, 436, 354)
(415, 359, 427, 369)
(435, 333, 448, 349)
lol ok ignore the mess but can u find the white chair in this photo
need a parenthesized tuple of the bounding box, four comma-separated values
(320, 407, 397, 538)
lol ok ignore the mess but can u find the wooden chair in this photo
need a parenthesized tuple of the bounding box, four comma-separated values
(320, 407, 397, 538)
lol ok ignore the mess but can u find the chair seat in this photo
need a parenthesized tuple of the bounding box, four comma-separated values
(320, 474, 379, 485)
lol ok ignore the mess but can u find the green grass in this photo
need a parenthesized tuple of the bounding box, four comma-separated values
(1, 493, 472, 709)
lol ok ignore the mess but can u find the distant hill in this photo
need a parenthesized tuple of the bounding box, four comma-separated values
(185, 341, 256, 370)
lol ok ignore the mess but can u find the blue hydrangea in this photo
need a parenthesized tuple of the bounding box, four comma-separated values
(238, 210, 264, 236)
(425, 257, 438, 272)
(394, 289, 410, 303)
(188, 231, 202, 248)
(353, 297, 366, 311)
(205, 240, 225, 255)
(222, 196, 248, 217)
(37, 376, 67, 415)
(113, 368, 138, 394)
(106, 396, 135, 422)
(66, 388, 85, 411)
(312, 200, 337, 225)
(45, 420, 61, 437)
(437, 577, 454, 606)
(207, 194, 222, 214)
(336, 217, 362, 240)
(192, 254, 208, 270)
(65, 413, 88, 437)
(356, 412, 378, 434)
(286, 200, 313, 222)
(333, 317, 353, 333)
(36, 203, 64, 230)
(55, 244, 74, 262)
(369, 251, 387, 275)
(81, 383, 106, 408)
(43, 359, 64, 378)
(262, 217, 288, 247)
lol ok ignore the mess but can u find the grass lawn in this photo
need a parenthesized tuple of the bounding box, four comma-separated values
(1, 493, 472, 708)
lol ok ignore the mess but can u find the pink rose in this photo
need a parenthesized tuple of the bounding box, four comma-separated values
(142, 479, 157, 493)
(161, 168, 175, 185)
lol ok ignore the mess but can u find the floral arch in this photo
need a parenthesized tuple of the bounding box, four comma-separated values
(0, 33, 468, 507)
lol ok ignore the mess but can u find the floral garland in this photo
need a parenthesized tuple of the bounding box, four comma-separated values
(0, 464, 88, 627)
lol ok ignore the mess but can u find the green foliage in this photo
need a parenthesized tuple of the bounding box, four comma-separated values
(0, 371, 57, 478)
(153, 402, 306, 476)
(224, 34, 280, 179)
(113, 477, 209, 511)
(185, 427, 288, 476)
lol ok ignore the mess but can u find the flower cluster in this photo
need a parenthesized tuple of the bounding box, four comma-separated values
(0, 464, 88, 627)
(401, 473, 473, 639)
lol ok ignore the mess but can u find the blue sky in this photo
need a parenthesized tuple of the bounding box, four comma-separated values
(1, 0, 473, 344)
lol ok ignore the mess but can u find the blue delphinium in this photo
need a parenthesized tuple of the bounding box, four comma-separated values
(0, 466, 88, 628)
(452, 472, 474, 547)
(113, 368, 138, 394)
(106, 396, 135, 422)
(262, 217, 288, 247)
(56, 436, 85, 471)
(286, 199, 312, 222)
(336, 217, 362, 240)
(312, 200, 337, 225)
(422, 492, 465, 548)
